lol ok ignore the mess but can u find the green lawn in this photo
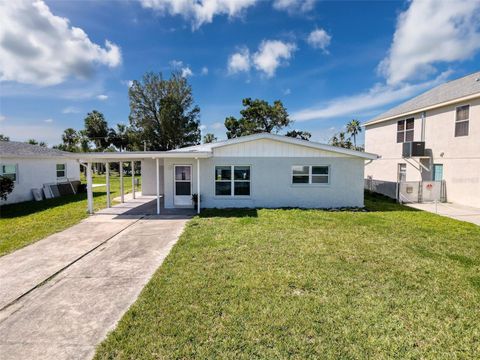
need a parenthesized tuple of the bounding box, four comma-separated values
(95, 193, 480, 359)
(0, 173, 140, 257)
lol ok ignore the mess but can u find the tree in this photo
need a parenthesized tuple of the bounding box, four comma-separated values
(61, 128, 79, 152)
(286, 130, 311, 141)
(108, 124, 139, 151)
(78, 130, 91, 152)
(129, 71, 201, 150)
(0, 176, 14, 201)
(84, 110, 110, 150)
(0, 134, 9, 141)
(203, 133, 217, 144)
(27, 139, 38, 145)
(224, 98, 291, 138)
(329, 132, 353, 149)
(346, 119, 362, 148)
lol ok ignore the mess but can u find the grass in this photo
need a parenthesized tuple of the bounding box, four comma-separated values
(95, 193, 480, 359)
(0, 173, 140, 257)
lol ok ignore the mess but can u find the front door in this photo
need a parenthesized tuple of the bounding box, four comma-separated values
(174, 165, 192, 206)
(433, 164, 443, 181)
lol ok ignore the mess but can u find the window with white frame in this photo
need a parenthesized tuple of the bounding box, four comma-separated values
(56, 163, 66, 178)
(292, 165, 329, 185)
(455, 105, 469, 137)
(397, 118, 414, 143)
(215, 165, 250, 196)
(1, 164, 17, 182)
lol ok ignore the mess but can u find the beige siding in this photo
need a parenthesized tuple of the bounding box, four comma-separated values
(213, 138, 347, 157)
(365, 97, 480, 207)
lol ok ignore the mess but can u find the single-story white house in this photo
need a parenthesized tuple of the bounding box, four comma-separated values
(0, 141, 81, 204)
(76, 133, 378, 214)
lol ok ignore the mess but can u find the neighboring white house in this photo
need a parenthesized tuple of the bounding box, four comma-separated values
(364, 71, 480, 208)
(76, 133, 378, 214)
(0, 141, 81, 204)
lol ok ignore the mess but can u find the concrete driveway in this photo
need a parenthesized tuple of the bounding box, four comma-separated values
(0, 196, 191, 360)
(407, 202, 480, 226)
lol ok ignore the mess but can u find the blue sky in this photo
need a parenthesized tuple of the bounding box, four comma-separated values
(1, 0, 479, 146)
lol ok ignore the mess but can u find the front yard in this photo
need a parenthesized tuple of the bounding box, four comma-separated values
(0, 173, 139, 257)
(95, 194, 480, 359)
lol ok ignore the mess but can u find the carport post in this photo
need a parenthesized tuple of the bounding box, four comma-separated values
(196, 158, 200, 214)
(86, 162, 94, 215)
(131, 161, 135, 199)
(120, 161, 124, 203)
(106, 162, 111, 208)
(156, 158, 160, 215)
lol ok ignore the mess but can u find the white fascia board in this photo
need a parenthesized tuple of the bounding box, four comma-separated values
(74, 151, 212, 162)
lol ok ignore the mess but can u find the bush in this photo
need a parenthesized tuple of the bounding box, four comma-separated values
(0, 176, 14, 200)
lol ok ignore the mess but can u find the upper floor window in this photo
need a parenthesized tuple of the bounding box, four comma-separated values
(292, 165, 330, 185)
(56, 164, 66, 178)
(1, 164, 17, 182)
(455, 105, 469, 137)
(215, 165, 250, 196)
(397, 118, 414, 143)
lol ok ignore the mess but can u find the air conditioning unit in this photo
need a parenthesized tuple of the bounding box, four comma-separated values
(402, 141, 425, 157)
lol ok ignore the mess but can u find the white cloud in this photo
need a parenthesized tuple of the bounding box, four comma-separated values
(121, 79, 134, 87)
(181, 67, 193, 77)
(292, 72, 451, 122)
(0, 1, 121, 86)
(212, 122, 224, 130)
(379, 0, 480, 85)
(2, 123, 64, 144)
(283, 88, 291, 95)
(139, 0, 258, 30)
(307, 28, 331, 52)
(201, 66, 209, 75)
(62, 106, 80, 114)
(253, 40, 296, 77)
(199, 124, 207, 131)
(44, 118, 53, 123)
(170, 59, 184, 68)
(0, 115, 6, 122)
(272, 0, 315, 13)
(97, 94, 108, 101)
(228, 47, 251, 74)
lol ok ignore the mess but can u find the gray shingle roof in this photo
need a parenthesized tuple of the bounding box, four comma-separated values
(0, 141, 73, 158)
(367, 71, 480, 124)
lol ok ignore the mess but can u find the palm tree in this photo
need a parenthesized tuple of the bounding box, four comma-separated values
(203, 133, 217, 144)
(346, 119, 362, 148)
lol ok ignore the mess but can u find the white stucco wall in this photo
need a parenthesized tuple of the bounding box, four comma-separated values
(0, 158, 81, 204)
(142, 155, 365, 209)
(141, 158, 164, 196)
(365, 97, 480, 207)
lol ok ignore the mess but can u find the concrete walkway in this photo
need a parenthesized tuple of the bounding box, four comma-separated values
(0, 196, 191, 360)
(407, 202, 480, 226)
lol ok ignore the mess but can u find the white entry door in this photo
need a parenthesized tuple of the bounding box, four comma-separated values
(174, 165, 192, 206)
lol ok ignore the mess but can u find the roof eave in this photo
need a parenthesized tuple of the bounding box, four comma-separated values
(364, 92, 480, 127)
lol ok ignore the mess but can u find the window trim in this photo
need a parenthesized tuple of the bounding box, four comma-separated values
(291, 165, 330, 186)
(56, 163, 67, 179)
(1, 164, 18, 183)
(396, 118, 414, 143)
(454, 104, 469, 137)
(397, 163, 406, 182)
(214, 165, 251, 197)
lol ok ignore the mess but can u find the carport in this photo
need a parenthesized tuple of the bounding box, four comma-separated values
(74, 151, 211, 215)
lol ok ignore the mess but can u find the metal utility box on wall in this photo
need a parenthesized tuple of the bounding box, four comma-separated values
(402, 141, 425, 157)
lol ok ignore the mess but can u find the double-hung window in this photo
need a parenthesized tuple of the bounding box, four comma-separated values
(455, 105, 469, 137)
(292, 166, 329, 185)
(215, 165, 250, 196)
(1, 164, 17, 182)
(56, 164, 66, 179)
(397, 118, 414, 143)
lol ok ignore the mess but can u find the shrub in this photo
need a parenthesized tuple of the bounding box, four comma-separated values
(0, 176, 14, 200)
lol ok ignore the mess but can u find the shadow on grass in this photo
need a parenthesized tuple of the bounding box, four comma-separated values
(199, 208, 259, 218)
(364, 191, 419, 213)
(0, 192, 107, 218)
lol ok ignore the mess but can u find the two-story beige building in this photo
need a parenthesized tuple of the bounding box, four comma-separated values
(364, 71, 480, 208)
